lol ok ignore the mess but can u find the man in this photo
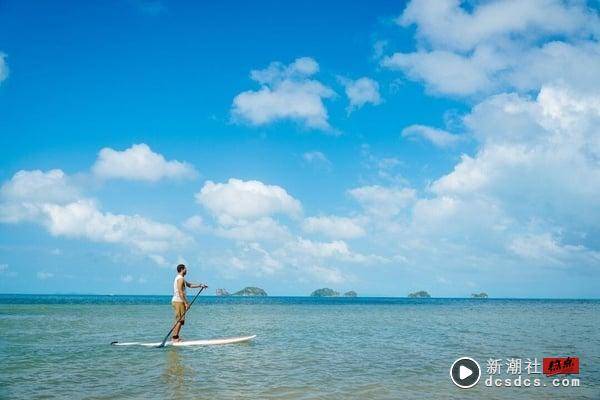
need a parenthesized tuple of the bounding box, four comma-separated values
(171, 264, 207, 342)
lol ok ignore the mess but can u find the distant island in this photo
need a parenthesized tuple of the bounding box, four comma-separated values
(233, 287, 267, 296)
(343, 291, 357, 297)
(215, 288, 230, 296)
(408, 290, 431, 298)
(311, 288, 339, 297)
(471, 292, 488, 298)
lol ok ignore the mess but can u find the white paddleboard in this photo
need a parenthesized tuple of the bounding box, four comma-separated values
(112, 335, 256, 347)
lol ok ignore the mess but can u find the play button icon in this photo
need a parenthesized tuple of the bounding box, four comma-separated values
(450, 357, 481, 389)
(459, 365, 473, 380)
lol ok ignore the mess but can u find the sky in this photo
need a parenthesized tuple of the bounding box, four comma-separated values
(1, 0, 599, 297)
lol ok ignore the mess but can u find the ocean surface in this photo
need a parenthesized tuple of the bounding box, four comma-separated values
(1, 295, 598, 400)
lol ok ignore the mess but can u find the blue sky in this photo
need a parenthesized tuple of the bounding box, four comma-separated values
(1, 0, 599, 297)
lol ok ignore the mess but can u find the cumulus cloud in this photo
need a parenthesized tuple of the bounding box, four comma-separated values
(431, 85, 600, 230)
(206, 1, 600, 290)
(0, 170, 79, 224)
(217, 242, 284, 275)
(196, 178, 302, 223)
(231, 57, 335, 130)
(382, 49, 494, 96)
(338, 76, 382, 113)
(0, 169, 191, 256)
(92, 143, 197, 182)
(210, 232, 380, 281)
(401, 124, 462, 147)
(307, 265, 348, 284)
(365, 84, 599, 275)
(280, 237, 384, 264)
(349, 185, 416, 217)
(42, 200, 189, 252)
(0, 53, 8, 84)
(214, 217, 291, 242)
(182, 215, 208, 233)
(508, 233, 600, 267)
(302, 215, 365, 239)
(195, 179, 381, 281)
(381, 0, 600, 96)
(398, 0, 598, 52)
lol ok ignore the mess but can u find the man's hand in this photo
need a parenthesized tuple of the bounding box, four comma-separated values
(185, 303, 190, 310)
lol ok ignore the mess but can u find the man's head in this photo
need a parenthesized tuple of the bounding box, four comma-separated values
(176, 264, 187, 276)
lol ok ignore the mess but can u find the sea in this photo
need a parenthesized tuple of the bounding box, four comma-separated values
(1, 295, 598, 399)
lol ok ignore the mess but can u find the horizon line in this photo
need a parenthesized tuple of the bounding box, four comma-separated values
(0, 292, 598, 300)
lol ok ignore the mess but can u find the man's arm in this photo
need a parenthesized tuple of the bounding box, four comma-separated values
(185, 281, 207, 289)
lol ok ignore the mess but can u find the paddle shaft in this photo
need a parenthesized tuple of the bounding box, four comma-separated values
(157, 286, 205, 348)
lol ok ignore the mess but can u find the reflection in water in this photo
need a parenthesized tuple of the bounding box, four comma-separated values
(163, 349, 190, 400)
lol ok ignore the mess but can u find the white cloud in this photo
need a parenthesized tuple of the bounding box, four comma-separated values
(0, 169, 191, 254)
(92, 143, 197, 182)
(211, 233, 382, 282)
(431, 85, 600, 232)
(218, 242, 283, 275)
(307, 265, 347, 284)
(382, 49, 494, 96)
(382, 0, 600, 97)
(231, 57, 335, 130)
(0, 53, 9, 84)
(388, 84, 600, 272)
(37, 271, 54, 280)
(121, 274, 134, 283)
(281, 237, 382, 264)
(349, 185, 416, 217)
(182, 215, 208, 233)
(249, 57, 319, 84)
(215, 217, 291, 242)
(292, 238, 353, 259)
(398, 0, 598, 53)
(401, 124, 462, 147)
(302, 215, 365, 239)
(42, 200, 189, 252)
(508, 233, 590, 266)
(339, 76, 382, 113)
(302, 151, 331, 169)
(373, 40, 388, 59)
(0, 169, 79, 223)
(196, 178, 301, 223)
(358, 1, 600, 286)
(0, 169, 78, 204)
(148, 254, 169, 267)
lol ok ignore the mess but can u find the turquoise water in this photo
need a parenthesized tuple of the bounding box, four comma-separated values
(1, 295, 599, 399)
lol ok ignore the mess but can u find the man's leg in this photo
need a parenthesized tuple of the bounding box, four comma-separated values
(171, 302, 185, 342)
(172, 320, 182, 340)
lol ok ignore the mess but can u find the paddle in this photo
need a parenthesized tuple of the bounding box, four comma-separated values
(156, 285, 207, 348)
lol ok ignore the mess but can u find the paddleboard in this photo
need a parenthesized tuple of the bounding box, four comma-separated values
(111, 335, 256, 347)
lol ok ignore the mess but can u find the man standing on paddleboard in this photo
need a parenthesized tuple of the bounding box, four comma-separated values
(171, 264, 207, 342)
